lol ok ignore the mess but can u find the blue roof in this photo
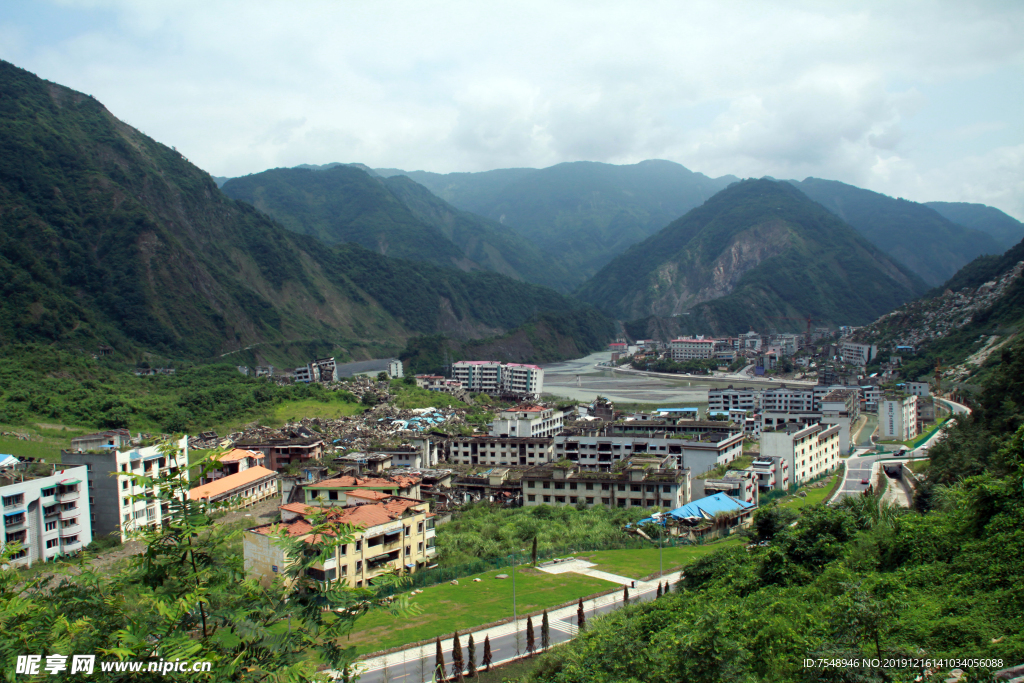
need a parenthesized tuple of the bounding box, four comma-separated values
(657, 407, 698, 413)
(668, 492, 754, 520)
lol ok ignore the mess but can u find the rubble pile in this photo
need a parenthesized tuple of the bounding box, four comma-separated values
(855, 261, 1024, 350)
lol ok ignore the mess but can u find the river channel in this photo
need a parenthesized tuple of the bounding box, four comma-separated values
(539, 351, 758, 405)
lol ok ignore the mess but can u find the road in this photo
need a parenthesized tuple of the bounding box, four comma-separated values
(350, 569, 680, 683)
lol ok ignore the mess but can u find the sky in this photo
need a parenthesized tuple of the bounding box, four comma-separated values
(4, 0, 1023, 219)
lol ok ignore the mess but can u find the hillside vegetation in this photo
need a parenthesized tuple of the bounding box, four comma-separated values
(792, 178, 1002, 286)
(925, 201, 1024, 250)
(577, 179, 926, 332)
(379, 160, 737, 283)
(517, 346, 1024, 683)
(0, 59, 610, 367)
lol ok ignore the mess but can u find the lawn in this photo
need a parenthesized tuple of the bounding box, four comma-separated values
(778, 477, 835, 510)
(908, 459, 930, 473)
(343, 566, 616, 655)
(579, 537, 744, 580)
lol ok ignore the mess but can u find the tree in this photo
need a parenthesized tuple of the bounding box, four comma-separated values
(482, 634, 493, 672)
(377, 371, 390, 381)
(541, 610, 550, 650)
(451, 631, 464, 681)
(532, 536, 538, 566)
(656, 582, 662, 598)
(577, 597, 586, 631)
(526, 615, 536, 655)
(623, 584, 629, 604)
(466, 634, 477, 678)
(435, 636, 447, 682)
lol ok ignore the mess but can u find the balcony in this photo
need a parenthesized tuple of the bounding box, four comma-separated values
(60, 521, 80, 533)
(425, 527, 436, 540)
(56, 489, 80, 502)
(43, 505, 59, 517)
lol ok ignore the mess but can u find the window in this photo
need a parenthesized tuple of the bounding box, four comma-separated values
(406, 545, 411, 556)
(355, 540, 362, 551)
(328, 491, 339, 500)
(355, 561, 362, 572)
(2, 494, 24, 507)
(417, 521, 424, 533)
(663, 485, 672, 492)
(602, 498, 610, 505)
(46, 538, 60, 549)
(122, 480, 129, 490)
(123, 497, 129, 507)
(617, 484, 626, 491)
(555, 496, 565, 503)
(339, 544, 347, 556)
(554, 482, 564, 490)
(543, 495, 551, 503)
(527, 494, 536, 502)
(45, 521, 57, 532)
(418, 542, 423, 552)
(586, 483, 593, 491)
(586, 497, 594, 505)
(602, 483, 610, 491)
(542, 482, 550, 489)
(631, 485, 642, 492)
(527, 481, 535, 488)
(569, 483, 577, 490)
(5, 512, 24, 525)
(61, 502, 76, 511)
(123, 514, 131, 523)
(631, 499, 642, 507)
(41, 487, 56, 497)
(569, 496, 577, 504)
(405, 526, 411, 536)
(64, 535, 79, 544)
(62, 518, 78, 528)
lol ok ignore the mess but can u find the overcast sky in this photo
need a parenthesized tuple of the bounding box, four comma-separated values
(4, 1, 1023, 218)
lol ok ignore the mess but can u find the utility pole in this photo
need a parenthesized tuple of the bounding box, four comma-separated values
(511, 551, 519, 655)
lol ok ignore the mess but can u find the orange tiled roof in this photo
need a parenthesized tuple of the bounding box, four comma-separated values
(307, 474, 420, 489)
(188, 466, 277, 500)
(255, 498, 425, 539)
(345, 489, 390, 501)
(215, 448, 262, 463)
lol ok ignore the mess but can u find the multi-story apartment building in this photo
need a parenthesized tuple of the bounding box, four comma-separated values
(904, 382, 930, 397)
(553, 432, 744, 477)
(701, 469, 758, 507)
(521, 456, 690, 510)
(820, 389, 860, 424)
(60, 436, 189, 540)
(708, 386, 762, 413)
(490, 405, 563, 438)
(69, 429, 132, 452)
(244, 497, 435, 588)
(747, 454, 789, 493)
(451, 361, 545, 398)
(880, 394, 919, 441)
(840, 341, 877, 367)
(303, 473, 422, 507)
(669, 338, 715, 361)
(451, 361, 503, 395)
(188, 466, 278, 509)
(760, 422, 842, 486)
(1, 463, 92, 567)
(448, 436, 554, 467)
(760, 386, 816, 412)
(231, 436, 325, 471)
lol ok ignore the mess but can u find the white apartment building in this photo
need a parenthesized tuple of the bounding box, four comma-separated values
(840, 341, 877, 367)
(669, 338, 715, 361)
(880, 395, 919, 441)
(554, 432, 744, 477)
(1, 464, 92, 567)
(61, 436, 189, 541)
(502, 364, 544, 397)
(387, 359, 404, 378)
(452, 361, 545, 398)
(761, 387, 816, 413)
(904, 382, 930, 397)
(708, 386, 762, 413)
(760, 422, 842, 486)
(448, 437, 555, 467)
(490, 405, 563, 438)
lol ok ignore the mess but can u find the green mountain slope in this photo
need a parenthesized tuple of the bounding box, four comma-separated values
(791, 178, 1002, 286)
(379, 160, 738, 283)
(220, 165, 473, 269)
(0, 59, 612, 365)
(379, 174, 576, 291)
(925, 201, 1024, 250)
(576, 179, 927, 333)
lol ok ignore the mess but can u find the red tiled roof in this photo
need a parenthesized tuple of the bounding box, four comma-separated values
(256, 498, 426, 540)
(215, 448, 262, 463)
(345, 489, 390, 500)
(188, 466, 277, 500)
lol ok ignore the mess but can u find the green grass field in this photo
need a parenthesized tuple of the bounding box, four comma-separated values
(909, 459, 930, 473)
(579, 537, 744, 579)
(343, 566, 616, 655)
(778, 477, 835, 510)
(267, 399, 365, 426)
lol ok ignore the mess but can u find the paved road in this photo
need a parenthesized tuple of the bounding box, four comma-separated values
(833, 452, 879, 502)
(351, 567, 680, 683)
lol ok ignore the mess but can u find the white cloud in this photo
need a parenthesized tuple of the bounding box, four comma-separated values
(6, 0, 1023, 219)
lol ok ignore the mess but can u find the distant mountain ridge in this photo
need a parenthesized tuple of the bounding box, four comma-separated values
(790, 178, 1002, 286)
(924, 201, 1024, 250)
(377, 160, 739, 283)
(576, 179, 928, 334)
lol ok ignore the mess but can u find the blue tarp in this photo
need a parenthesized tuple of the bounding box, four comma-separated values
(668, 492, 754, 520)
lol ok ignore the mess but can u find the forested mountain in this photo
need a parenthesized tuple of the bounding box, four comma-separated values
(925, 201, 1024, 250)
(222, 165, 576, 291)
(790, 178, 1002, 286)
(377, 160, 738, 282)
(0, 60, 612, 365)
(576, 179, 927, 333)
